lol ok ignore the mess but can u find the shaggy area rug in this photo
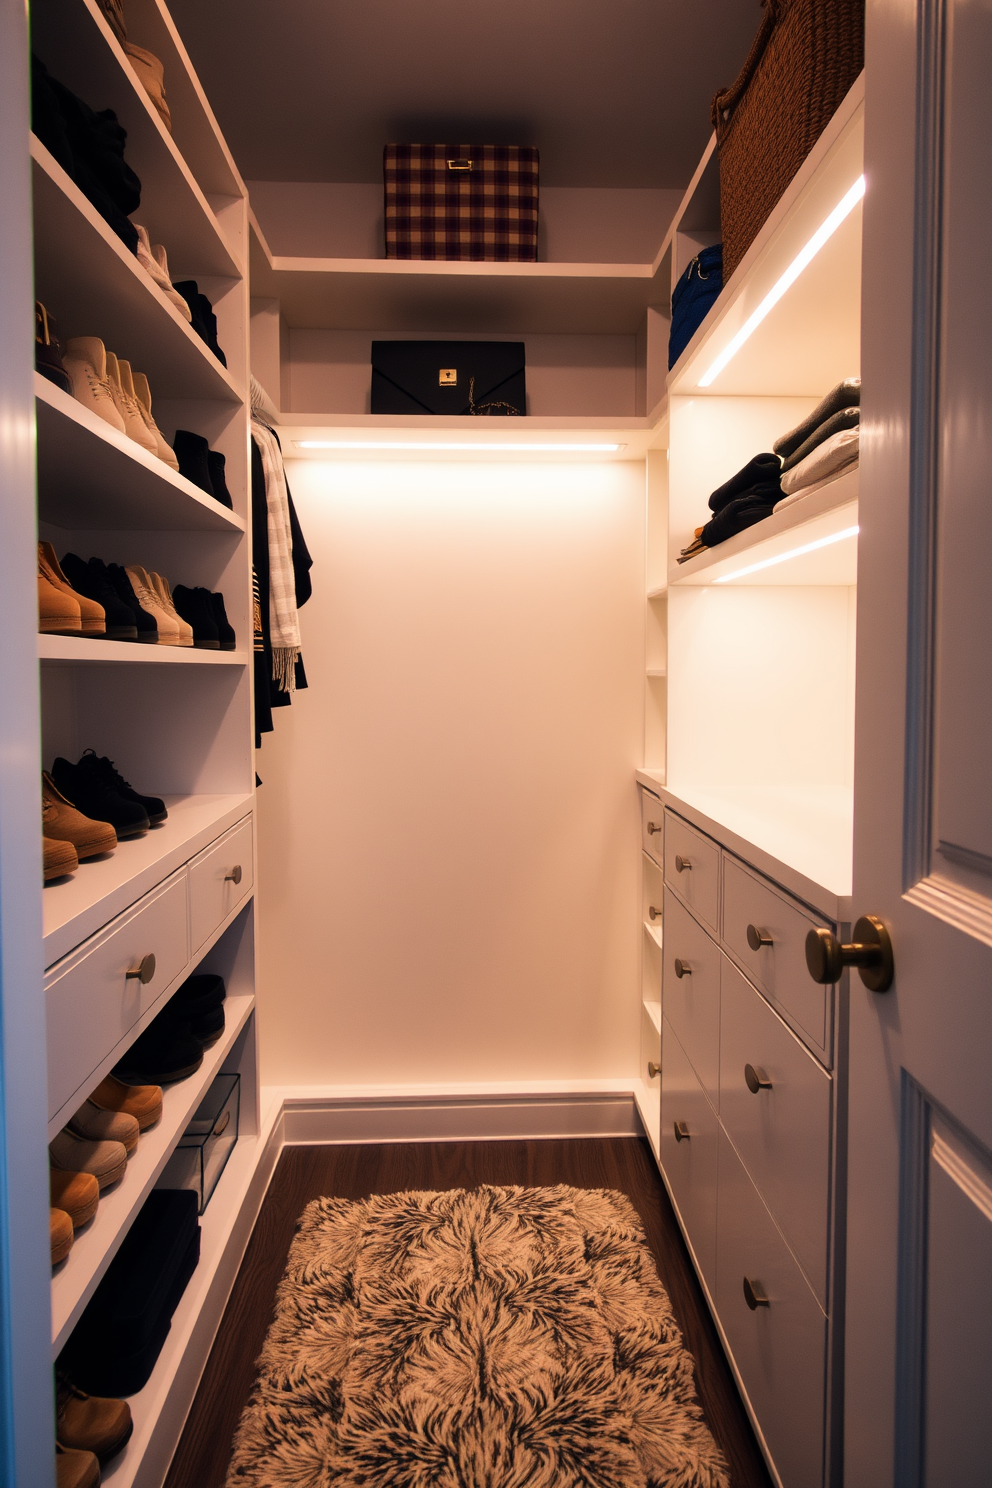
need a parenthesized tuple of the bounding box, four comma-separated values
(227, 1186, 729, 1488)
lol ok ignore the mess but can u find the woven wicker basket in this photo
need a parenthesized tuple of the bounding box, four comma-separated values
(711, 0, 864, 281)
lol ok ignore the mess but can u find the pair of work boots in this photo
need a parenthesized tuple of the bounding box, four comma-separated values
(43, 752, 166, 881)
(56, 1374, 132, 1488)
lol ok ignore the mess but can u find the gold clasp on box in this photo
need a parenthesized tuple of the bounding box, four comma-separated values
(439, 368, 458, 387)
(446, 159, 473, 171)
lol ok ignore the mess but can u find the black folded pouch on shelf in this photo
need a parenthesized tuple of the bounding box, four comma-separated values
(371, 341, 526, 415)
(59, 1189, 200, 1396)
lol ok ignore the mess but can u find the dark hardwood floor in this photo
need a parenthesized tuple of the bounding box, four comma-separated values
(164, 1137, 771, 1487)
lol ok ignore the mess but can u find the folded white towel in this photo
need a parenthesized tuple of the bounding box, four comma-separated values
(775, 427, 860, 507)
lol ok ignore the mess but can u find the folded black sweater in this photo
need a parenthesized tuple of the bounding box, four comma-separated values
(708, 452, 782, 512)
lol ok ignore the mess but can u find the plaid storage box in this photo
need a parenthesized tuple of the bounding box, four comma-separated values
(384, 144, 539, 261)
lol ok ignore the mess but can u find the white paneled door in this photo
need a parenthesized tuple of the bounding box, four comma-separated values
(847, 0, 992, 1482)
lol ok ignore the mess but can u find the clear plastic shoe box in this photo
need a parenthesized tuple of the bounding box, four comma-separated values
(157, 1072, 239, 1213)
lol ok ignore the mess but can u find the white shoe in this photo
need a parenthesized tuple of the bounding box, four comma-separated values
(124, 565, 180, 645)
(148, 571, 194, 646)
(106, 352, 158, 456)
(134, 224, 192, 321)
(62, 338, 126, 433)
(130, 371, 180, 472)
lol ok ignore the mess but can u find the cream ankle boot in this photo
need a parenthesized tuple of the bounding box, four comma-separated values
(148, 571, 193, 646)
(134, 225, 192, 321)
(124, 565, 180, 645)
(62, 338, 126, 433)
(130, 371, 180, 472)
(106, 352, 158, 455)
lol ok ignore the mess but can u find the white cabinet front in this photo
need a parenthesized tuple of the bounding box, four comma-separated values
(664, 810, 720, 932)
(188, 814, 254, 955)
(660, 1017, 718, 1292)
(662, 888, 721, 1102)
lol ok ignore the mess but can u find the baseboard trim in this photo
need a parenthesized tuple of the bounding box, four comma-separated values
(267, 1083, 643, 1146)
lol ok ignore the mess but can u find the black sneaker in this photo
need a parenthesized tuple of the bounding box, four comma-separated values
(104, 563, 157, 643)
(59, 554, 137, 641)
(210, 592, 236, 650)
(172, 973, 226, 1017)
(75, 749, 167, 825)
(172, 430, 215, 498)
(51, 756, 149, 838)
(171, 585, 219, 648)
(112, 1020, 203, 1085)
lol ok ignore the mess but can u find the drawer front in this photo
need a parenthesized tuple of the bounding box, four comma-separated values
(46, 872, 189, 1122)
(660, 1018, 718, 1292)
(722, 853, 832, 1059)
(640, 787, 664, 865)
(720, 956, 832, 1307)
(663, 888, 721, 1101)
(664, 811, 719, 932)
(716, 1131, 827, 1488)
(188, 815, 254, 955)
(639, 1004, 661, 1152)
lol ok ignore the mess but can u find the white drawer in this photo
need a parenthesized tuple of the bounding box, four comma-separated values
(665, 811, 719, 933)
(639, 1004, 661, 1151)
(46, 871, 189, 1123)
(720, 956, 832, 1307)
(641, 850, 664, 940)
(188, 815, 253, 954)
(640, 787, 664, 865)
(662, 888, 720, 1102)
(716, 1131, 827, 1488)
(660, 1018, 718, 1292)
(722, 853, 832, 1059)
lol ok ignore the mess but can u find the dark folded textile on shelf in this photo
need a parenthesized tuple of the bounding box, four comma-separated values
(773, 377, 860, 459)
(781, 406, 860, 471)
(700, 488, 780, 548)
(708, 451, 782, 512)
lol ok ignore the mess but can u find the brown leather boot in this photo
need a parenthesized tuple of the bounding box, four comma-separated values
(55, 1442, 100, 1488)
(50, 1209, 73, 1267)
(57, 1376, 132, 1464)
(89, 1072, 163, 1131)
(50, 1170, 99, 1230)
(43, 773, 117, 860)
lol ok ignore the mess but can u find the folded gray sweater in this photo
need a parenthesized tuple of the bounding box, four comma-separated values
(774, 377, 861, 460)
(781, 406, 860, 471)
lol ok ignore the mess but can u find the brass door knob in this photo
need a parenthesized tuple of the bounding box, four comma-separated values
(674, 1121, 690, 1142)
(648, 905, 662, 920)
(743, 1276, 770, 1310)
(646, 821, 662, 835)
(746, 924, 773, 951)
(744, 1063, 773, 1094)
(674, 854, 691, 873)
(648, 1061, 661, 1078)
(674, 958, 691, 979)
(805, 915, 894, 991)
(126, 953, 156, 984)
(225, 865, 243, 884)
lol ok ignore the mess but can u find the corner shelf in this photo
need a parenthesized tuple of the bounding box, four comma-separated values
(51, 993, 255, 1352)
(39, 636, 248, 666)
(31, 139, 242, 405)
(36, 377, 245, 533)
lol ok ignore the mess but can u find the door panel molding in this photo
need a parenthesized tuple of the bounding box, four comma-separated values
(905, 873, 992, 948)
(894, 1073, 928, 1488)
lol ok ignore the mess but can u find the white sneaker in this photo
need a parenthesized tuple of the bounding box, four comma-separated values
(62, 338, 126, 433)
(134, 224, 192, 322)
(106, 351, 158, 455)
(148, 571, 194, 646)
(125, 565, 180, 645)
(130, 370, 180, 471)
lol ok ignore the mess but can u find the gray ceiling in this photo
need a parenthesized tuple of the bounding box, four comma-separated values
(169, 0, 760, 189)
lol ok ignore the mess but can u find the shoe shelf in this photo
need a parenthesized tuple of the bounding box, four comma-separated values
(643, 920, 664, 952)
(51, 992, 255, 1353)
(643, 997, 662, 1035)
(44, 793, 253, 968)
(30, 0, 242, 278)
(39, 636, 249, 666)
(36, 377, 245, 534)
(670, 467, 859, 587)
(277, 414, 667, 461)
(32, 138, 242, 405)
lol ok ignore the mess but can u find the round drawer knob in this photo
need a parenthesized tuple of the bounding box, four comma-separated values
(225, 865, 243, 885)
(646, 821, 662, 835)
(126, 953, 156, 985)
(674, 957, 691, 979)
(674, 854, 691, 873)
(673, 1121, 690, 1142)
(744, 1063, 773, 1094)
(648, 905, 662, 921)
(647, 1061, 661, 1079)
(805, 915, 894, 992)
(743, 1276, 770, 1311)
(746, 923, 773, 951)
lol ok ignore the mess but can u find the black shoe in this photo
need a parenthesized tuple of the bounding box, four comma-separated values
(59, 554, 137, 640)
(209, 592, 236, 650)
(172, 973, 227, 1017)
(171, 585, 219, 648)
(75, 749, 167, 825)
(104, 563, 157, 642)
(171, 430, 215, 498)
(171, 282, 227, 367)
(112, 1020, 203, 1085)
(51, 757, 149, 838)
(206, 450, 233, 509)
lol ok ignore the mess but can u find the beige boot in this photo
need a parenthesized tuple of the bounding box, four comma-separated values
(148, 571, 194, 646)
(134, 225, 191, 321)
(124, 565, 180, 644)
(128, 367, 180, 471)
(38, 544, 105, 636)
(106, 352, 158, 455)
(63, 338, 126, 433)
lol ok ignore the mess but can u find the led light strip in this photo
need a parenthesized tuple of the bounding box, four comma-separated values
(712, 524, 859, 583)
(294, 440, 624, 453)
(698, 175, 866, 389)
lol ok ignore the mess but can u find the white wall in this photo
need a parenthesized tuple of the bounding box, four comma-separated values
(254, 455, 645, 1087)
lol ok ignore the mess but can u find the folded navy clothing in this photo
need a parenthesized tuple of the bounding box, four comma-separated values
(781, 406, 860, 471)
(708, 453, 782, 512)
(774, 378, 861, 459)
(700, 492, 778, 548)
